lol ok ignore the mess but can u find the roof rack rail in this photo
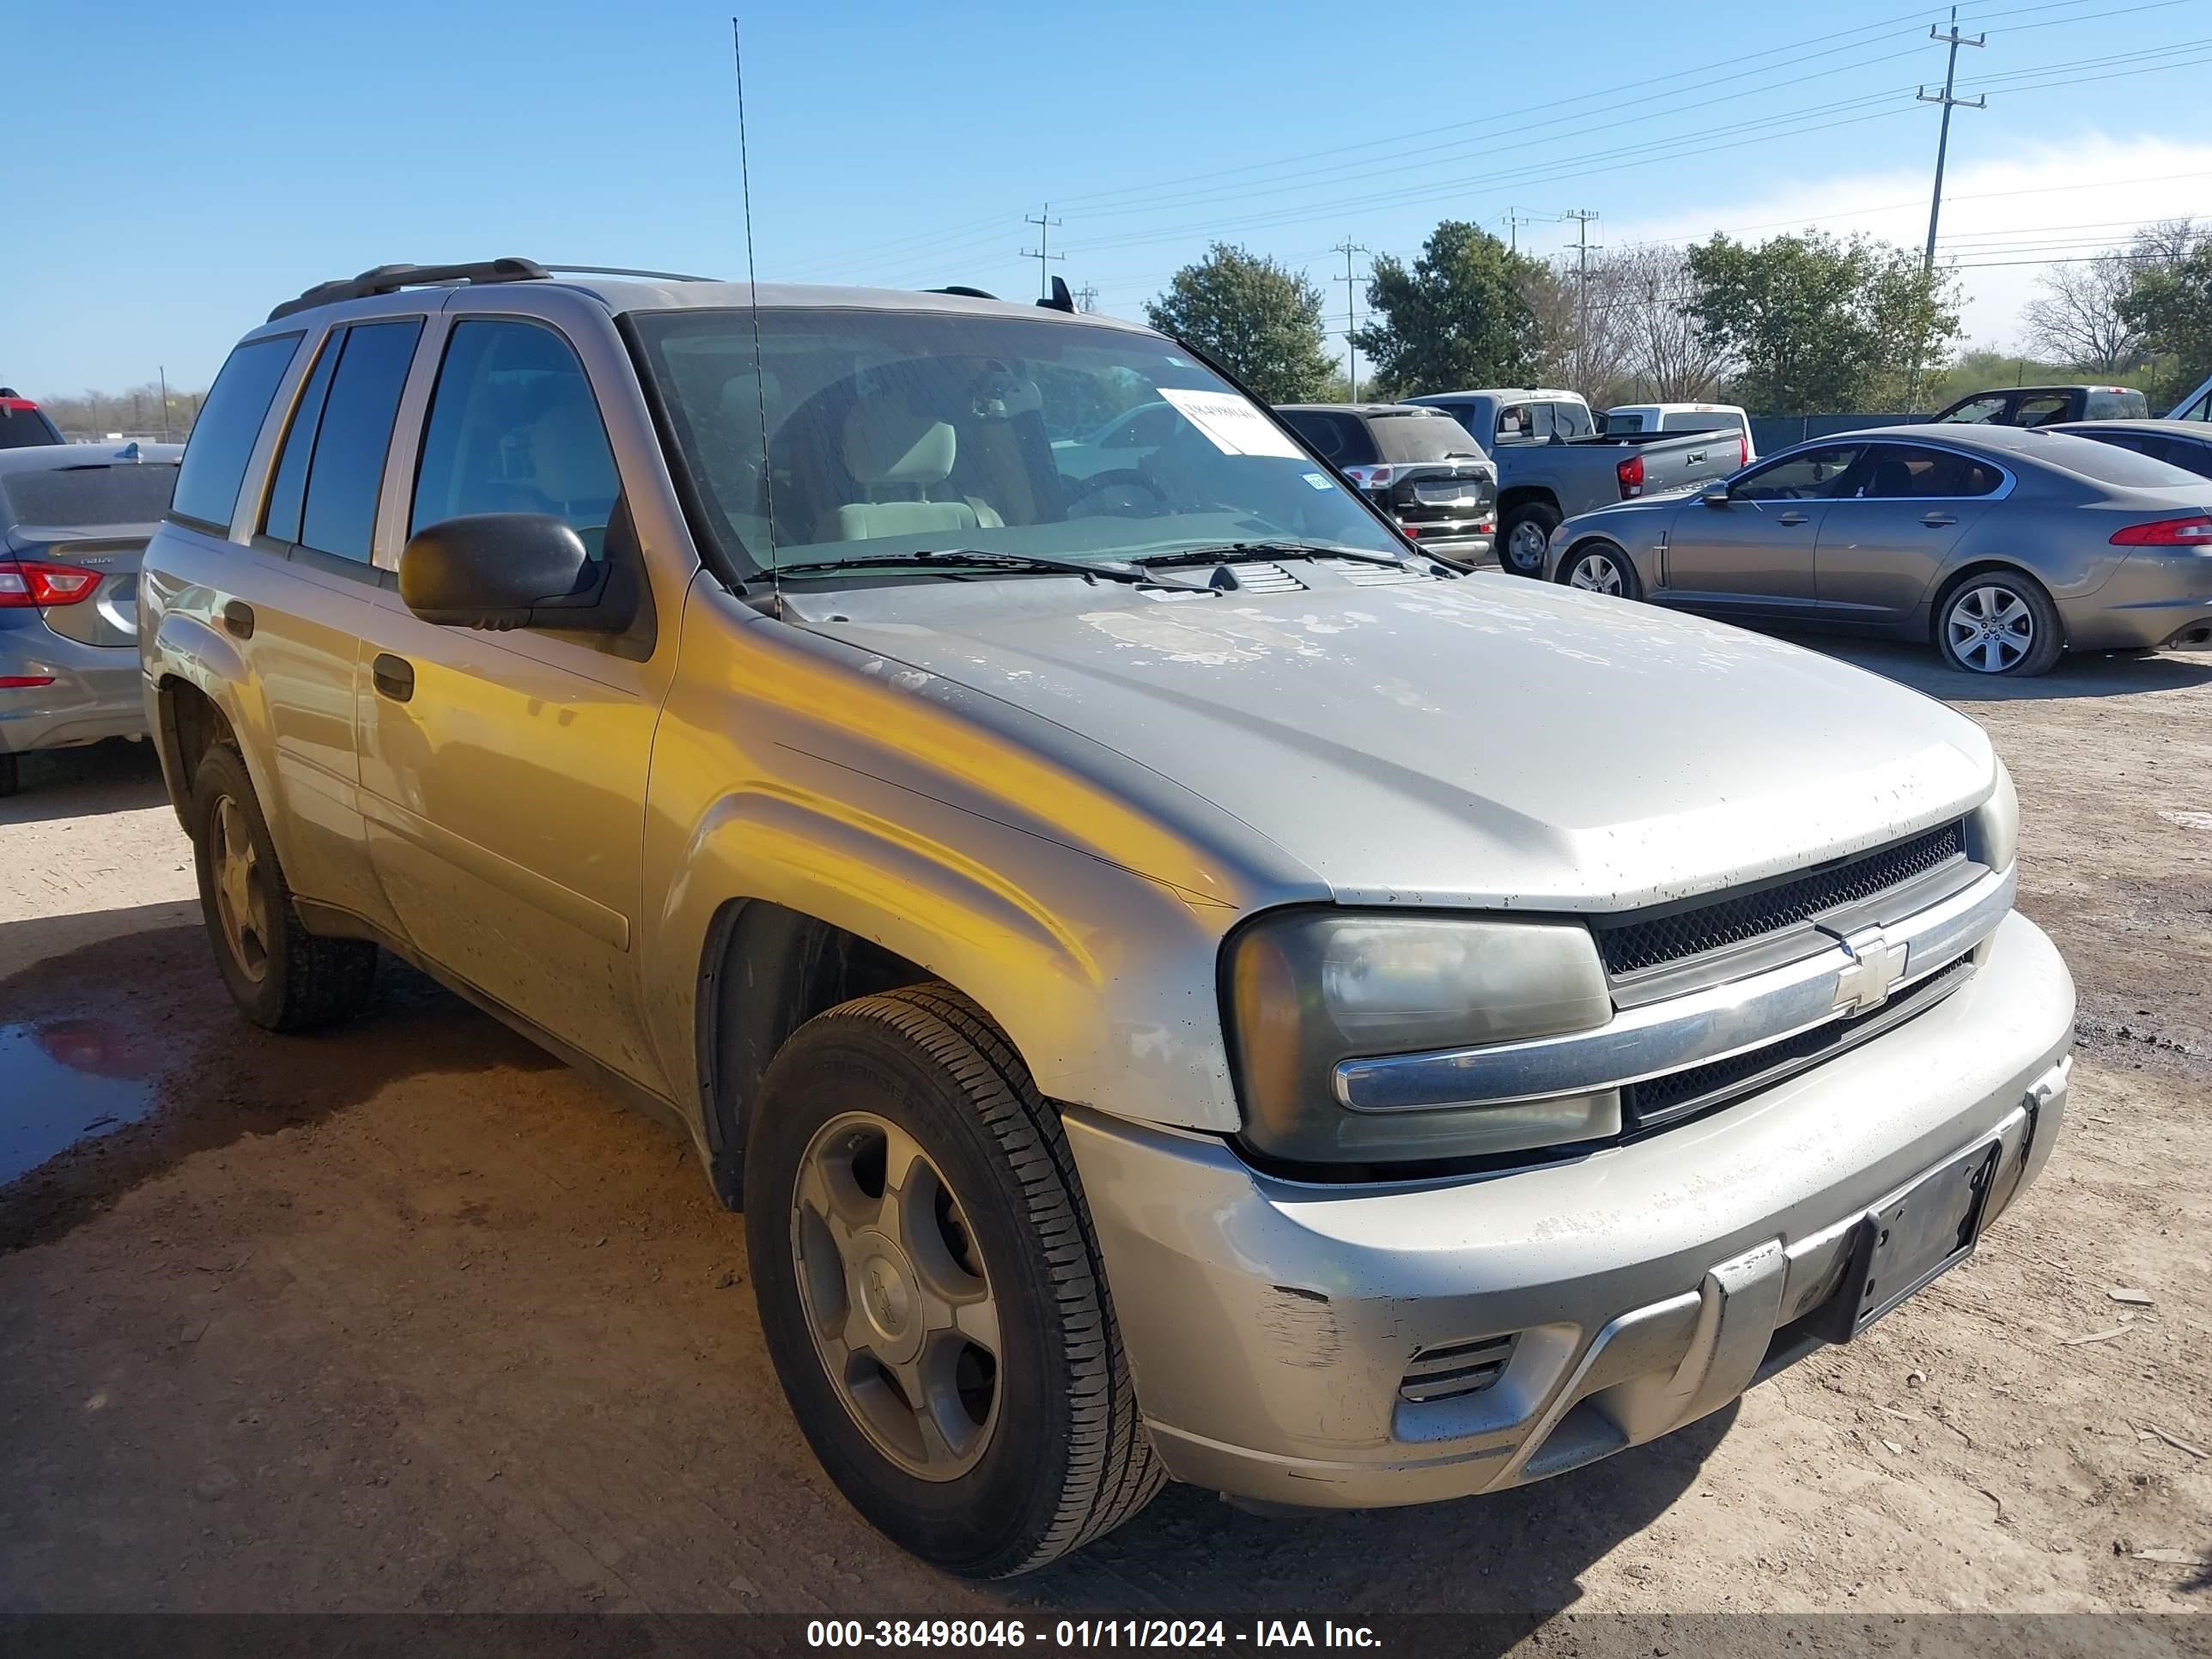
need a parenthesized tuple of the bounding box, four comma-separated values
(543, 264, 719, 283)
(267, 258, 550, 322)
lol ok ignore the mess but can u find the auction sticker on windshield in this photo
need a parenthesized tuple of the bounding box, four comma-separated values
(1157, 387, 1305, 459)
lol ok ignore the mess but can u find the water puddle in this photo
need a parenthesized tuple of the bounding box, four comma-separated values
(0, 1018, 160, 1185)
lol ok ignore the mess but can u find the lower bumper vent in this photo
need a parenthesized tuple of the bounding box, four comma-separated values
(1400, 1333, 1516, 1403)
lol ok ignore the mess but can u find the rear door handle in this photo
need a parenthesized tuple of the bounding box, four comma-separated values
(372, 653, 416, 702)
(222, 599, 255, 640)
(1777, 511, 1809, 526)
(1921, 511, 1957, 527)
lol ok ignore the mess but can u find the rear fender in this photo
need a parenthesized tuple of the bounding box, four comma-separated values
(149, 611, 282, 831)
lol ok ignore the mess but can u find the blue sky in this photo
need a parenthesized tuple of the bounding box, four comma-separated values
(10, 0, 2212, 394)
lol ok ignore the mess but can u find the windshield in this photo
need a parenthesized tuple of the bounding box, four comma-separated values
(0, 402, 64, 449)
(1, 462, 179, 526)
(631, 307, 1403, 575)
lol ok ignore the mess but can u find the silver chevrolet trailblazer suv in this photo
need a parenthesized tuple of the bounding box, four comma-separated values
(139, 259, 2075, 1577)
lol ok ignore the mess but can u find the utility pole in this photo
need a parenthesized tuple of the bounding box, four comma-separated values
(1505, 207, 1559, 252)
(1565, 210, 1600, 397)
(1073, 283, 1099, 313)
(1918, 6, 1985, 275)
(1333, 239, 1370, 401)
(1907, 8, 1984, 412)
(157, 365, 172, 442)
(1021, 206, 1065, 301)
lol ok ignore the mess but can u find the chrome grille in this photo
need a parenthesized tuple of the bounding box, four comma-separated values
(1623, 952, 1978, 1128)
(1399, 1333, 1516, 1403)
(1592, 822, 1967, 977)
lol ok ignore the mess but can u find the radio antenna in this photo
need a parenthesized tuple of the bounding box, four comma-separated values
(732, 17, 780, 613)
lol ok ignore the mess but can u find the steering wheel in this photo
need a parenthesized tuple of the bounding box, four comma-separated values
(1062, 468, 1168, 518)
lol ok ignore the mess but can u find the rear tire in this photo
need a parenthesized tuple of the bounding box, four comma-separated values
(1557, 540, 1641, 601)
(190, 744, 378, 1030)
(1934, 569, 2063, 678)
(1499, 502, 1561, 576)
(744, 983, 1164, 1577)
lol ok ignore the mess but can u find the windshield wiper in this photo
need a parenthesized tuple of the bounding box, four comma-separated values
(1135, 540, 1411, 569)
(772, 549, 1207, 589)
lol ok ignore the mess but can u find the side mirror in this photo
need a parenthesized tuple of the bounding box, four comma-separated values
(1701, 487, 1733, 508)
(399, 513, 618, 631)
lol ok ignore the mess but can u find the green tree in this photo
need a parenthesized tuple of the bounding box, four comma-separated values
(1144, 244, 1339, 403)
(1683, 231, 1960, 413)
(2120, 237, 2212, 404)
(1351, 222, 1546, 397)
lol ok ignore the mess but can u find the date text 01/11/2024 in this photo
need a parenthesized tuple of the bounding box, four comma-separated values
(805, 1620, 1382, 1648)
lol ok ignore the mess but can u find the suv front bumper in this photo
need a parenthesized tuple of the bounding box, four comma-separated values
(1066, 910, 2073, 1509)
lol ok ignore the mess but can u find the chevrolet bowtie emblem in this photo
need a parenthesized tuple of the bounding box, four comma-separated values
(1835, 926, 1910, 1015)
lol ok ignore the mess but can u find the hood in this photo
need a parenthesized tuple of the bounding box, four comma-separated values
(805, 577, 1995, 912)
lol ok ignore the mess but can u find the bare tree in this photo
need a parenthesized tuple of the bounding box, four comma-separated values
(2021, 218, 2200, 374)
(2021, 252, 2141, 373)
(1606, 245, 1729, 402)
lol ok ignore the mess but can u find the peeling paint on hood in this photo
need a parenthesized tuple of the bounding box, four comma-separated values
(807, 579, 1996, 912)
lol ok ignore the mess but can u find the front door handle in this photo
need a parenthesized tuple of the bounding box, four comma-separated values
(1777, 510, 1809, 526)
(1921, 511, 1957, 527)
(372, 653, 415, 702)
(222, 599, 255, 640)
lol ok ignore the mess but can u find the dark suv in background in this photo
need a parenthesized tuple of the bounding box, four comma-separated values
(1275, 403, 1496, 563)
(1, 389, 65, 448)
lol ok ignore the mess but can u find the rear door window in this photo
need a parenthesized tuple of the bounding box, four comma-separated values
(1548, 401, 1593, 438)
(2014, 393, 2072, 428)
(296, 320, 423, 563)
(410, 319, 622, 559)
(171, 335, 301, 531)
(1855, 444, 2007, 499)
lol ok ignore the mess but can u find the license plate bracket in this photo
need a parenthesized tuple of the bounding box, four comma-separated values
(1819, 1141, 2002, 1341)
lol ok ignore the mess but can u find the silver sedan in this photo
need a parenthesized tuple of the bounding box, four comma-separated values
(1542, 424, 2212, 676)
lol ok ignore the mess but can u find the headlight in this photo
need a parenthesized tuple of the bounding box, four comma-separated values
(1966, 760, 2018, 872)
(1224, 911, 1615, 1170)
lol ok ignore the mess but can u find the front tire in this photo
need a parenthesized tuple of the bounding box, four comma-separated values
(744, 984, 1163, 1577)
(1557, 540, 1641, 600)
(1499, 502, 1561, 576)
(190, 744, 378, 1030)
(1935, 570, 2063, 678)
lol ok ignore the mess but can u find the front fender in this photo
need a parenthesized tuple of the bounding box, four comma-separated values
(643, 781, 1242, 1135)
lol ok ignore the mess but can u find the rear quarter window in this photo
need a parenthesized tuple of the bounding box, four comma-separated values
(171, 335, 301, 530)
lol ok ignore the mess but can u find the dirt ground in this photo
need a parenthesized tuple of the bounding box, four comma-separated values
(1, 636, 2207, 1640)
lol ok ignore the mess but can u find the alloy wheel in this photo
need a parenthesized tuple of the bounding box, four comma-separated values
(791, 1110, 1000, 1481)
(210, 795, 273, 983)
(1946, 584, 2034, 673)
(1568, 552, 1626, 596)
